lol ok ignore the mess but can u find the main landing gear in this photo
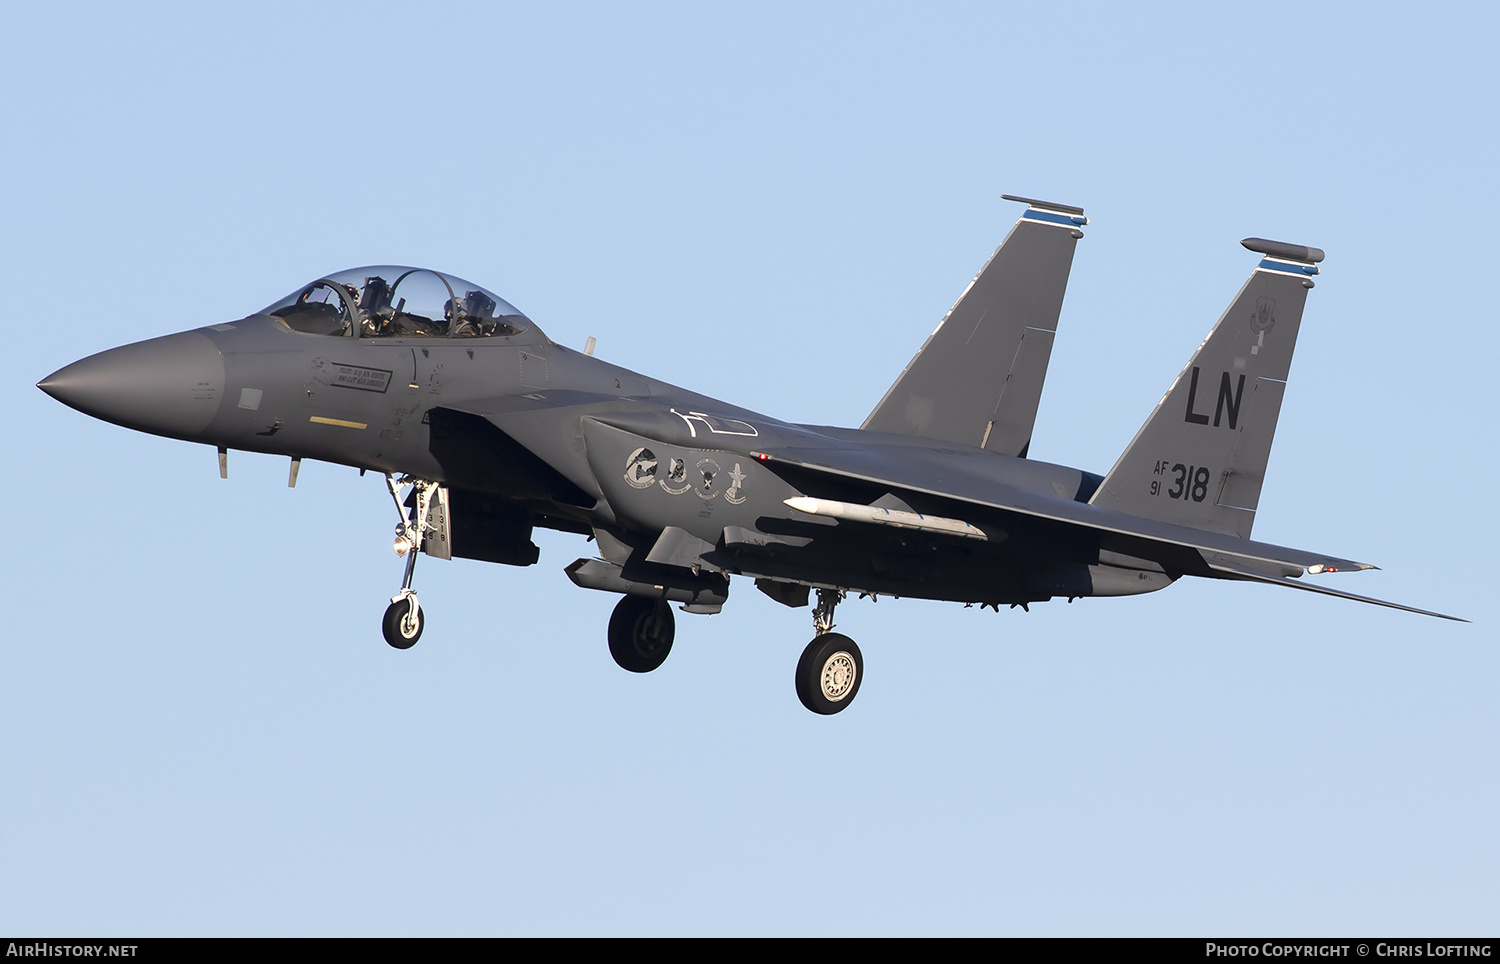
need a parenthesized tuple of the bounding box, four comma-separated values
(601, 586, 864, 713)
(795, 589, 863, 714)
(381, 474, 440, 650)
(608, 595, 676, 673)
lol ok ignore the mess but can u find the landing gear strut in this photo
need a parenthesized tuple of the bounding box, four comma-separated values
(796, 589, 863, 714)
(381, 474, 440, 650)
(608, 594, 676, 672)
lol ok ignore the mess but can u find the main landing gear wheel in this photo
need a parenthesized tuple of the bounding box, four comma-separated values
(608, 595, 675, 673)
(796, 633, 863, 715)
(383, 595, 423, 649)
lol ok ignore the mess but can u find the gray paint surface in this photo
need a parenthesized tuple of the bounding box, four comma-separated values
(37, 231, 1461, 722)
(863, 200, 1083, 456)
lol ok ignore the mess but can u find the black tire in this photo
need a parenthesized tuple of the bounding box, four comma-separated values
(795, 633, 863, 714)
(382, 597, 423, 649)
(608, 595, 675, 673)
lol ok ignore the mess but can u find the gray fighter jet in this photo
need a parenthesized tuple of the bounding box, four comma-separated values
(38, 196, 1459, 714)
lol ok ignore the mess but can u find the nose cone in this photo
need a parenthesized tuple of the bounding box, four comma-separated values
(39, 331, 226, 440)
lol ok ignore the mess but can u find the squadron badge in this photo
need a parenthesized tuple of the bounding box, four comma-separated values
(696, 457, 721, 500)
(623, 447, 658, 489)
(659, 457, 692, 495)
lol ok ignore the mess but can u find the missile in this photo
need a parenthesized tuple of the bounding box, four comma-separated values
(783, 497, 992, 541)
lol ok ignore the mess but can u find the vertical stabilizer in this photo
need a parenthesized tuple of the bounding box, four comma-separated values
(862, 195, 1086, 457)
(1089, 239, 1324, 538)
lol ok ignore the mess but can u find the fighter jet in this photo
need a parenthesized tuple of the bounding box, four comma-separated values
(37, 196, 1460, 714)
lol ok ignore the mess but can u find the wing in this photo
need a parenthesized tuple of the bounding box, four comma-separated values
(750, 441, 1464, 621)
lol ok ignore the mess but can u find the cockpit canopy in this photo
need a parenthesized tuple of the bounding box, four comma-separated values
(261, 266, 530, 339)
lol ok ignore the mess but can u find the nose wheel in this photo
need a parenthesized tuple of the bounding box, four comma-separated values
(380, 474, 440, 650)
(383, 592, 423, 649)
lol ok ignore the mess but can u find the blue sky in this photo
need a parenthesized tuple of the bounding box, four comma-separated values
(2, 1, 1495, 935)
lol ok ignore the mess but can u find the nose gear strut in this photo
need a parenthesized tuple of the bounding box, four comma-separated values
(382, 474, 442, 649)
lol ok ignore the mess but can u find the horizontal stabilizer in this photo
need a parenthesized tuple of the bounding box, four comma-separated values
(1204, 554, 1466, 622)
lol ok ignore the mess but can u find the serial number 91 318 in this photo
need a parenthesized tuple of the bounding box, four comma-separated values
(1150, 462, 1210, 502)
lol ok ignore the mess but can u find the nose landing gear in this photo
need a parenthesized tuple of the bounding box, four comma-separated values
(381, 474, 442, 650)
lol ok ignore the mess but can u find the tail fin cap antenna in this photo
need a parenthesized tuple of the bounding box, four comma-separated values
(1002, 194, 1089, 226)
(1242, 237, 1325, 264)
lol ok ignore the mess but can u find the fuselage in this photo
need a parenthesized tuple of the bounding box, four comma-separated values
(37, 225, 1459, 716)
(42, 302, 1173, 608)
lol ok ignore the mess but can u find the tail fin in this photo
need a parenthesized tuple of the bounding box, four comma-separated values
(1089, 238, 1325, 538)
(862, 195, 1086, 458)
